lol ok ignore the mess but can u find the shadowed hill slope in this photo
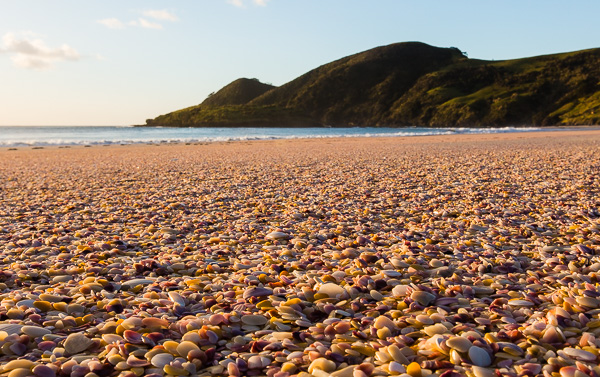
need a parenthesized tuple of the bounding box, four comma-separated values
(145, 42, 600, 127)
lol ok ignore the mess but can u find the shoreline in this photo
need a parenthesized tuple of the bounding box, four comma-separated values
(2, 127, 600, 152)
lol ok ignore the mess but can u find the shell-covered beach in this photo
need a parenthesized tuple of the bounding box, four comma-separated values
(1, 130, 599, 377)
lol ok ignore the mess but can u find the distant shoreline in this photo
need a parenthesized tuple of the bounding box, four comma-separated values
(2, 127, 600, 152)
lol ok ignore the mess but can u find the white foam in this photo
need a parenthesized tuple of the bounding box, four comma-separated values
(0, 126, 579, 148)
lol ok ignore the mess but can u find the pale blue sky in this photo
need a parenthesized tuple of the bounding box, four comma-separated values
(1, 0, 598, 126)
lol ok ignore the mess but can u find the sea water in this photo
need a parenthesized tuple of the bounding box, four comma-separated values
(0, 125, 549, 148)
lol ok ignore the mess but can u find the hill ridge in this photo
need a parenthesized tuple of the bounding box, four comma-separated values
(144, 42, 600, 127)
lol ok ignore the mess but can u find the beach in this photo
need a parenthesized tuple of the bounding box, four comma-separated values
(1, 129, 600, 377)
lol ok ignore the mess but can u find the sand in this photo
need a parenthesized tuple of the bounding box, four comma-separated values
(0, 129, 599, 377)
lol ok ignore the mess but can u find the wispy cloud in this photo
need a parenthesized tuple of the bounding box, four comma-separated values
(130, 18, 164, 30)
(0, 32, 80, 70)
(97, 9, 178, 30)
(143, 9, 178, 22)
(97, 18, 125, 30)
(228, 0, 270, 7)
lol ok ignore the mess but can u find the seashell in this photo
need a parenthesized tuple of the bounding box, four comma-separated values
(163, 340, 180, 355)
(16, 299, 35, 308)
(209, 314, 225, 325)
(559, 366, 581, 377)
(33, 301, 53, 312)
(146, 332, 164, 343)
(576, 296, 600, 308)
(176, 341, 200, 357)
(381, 270, 402, 277)
(392, 285, 410, 297)
(227, 363, 240, 377)
(562, 347, 596, 361)
(387, 344, 409, 364)
(120, 317, 142, 330)
(519, 363, 542, 375)
(542, 325, 566, 343)
(7, 368, 33, 377)
(38, 341, 56, 351)
(32, 364, 56, 377)
(9, 342, 27, 355)
(150, 353, 174, 368)
(127, 355, 150, 367)
(388, 361, 405, 374)
(406, 361, 422, 377)
(468, 346, 492, 367)
(307, 357, 336, 374)
(373, 315, 397, 331)
(472, 366, 495, 377)
(241, 314, 268, 326)
(102, 334, 124, 344)
(423, 323, 450, 336)
(21, 325, 52, 337)
(38, 294, 63, 303)
(0, 323, 23, 335)
(163, 364, 189, 376)
(120, 278, 155, 289)
(3, 359, 35, 371)
(369, 290, 384, 301)
(64, 332, 93, 354)
(142, 317, 168, 329)
(411, 291, 436, 306)
(317, 283, 347, 298)
(446, 336, 473, 352)
(242, 287, 273, 299)
(247, 355, 263, 369)
(168, 291, 185, 306)
(507, 299, 534, 307)
(182, 331, 201, 344)
(266, 231, 290, 240)
(416, 314, 434, 325)
(123, 330, 143, 344)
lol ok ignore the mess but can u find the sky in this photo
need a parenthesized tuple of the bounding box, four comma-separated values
(1, 0, 599, 126)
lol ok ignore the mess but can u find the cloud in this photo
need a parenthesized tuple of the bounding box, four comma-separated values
(142, 9, 178, 22)
(228, 0, 270, 7)
(97, 9, 178, 31)
(0, 32, 80, 70)
(97, 18, 125, 29)
(137, 18, 164, 30)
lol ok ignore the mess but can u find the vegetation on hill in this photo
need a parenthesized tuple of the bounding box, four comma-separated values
(144, 42, 600, 127)
(201, 78, 275, 107)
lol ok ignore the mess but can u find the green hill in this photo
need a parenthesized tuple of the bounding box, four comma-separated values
(144, 42, 600, 127)
(201, 78, 275, 107)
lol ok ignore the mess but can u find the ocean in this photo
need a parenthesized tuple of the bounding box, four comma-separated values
(0, 125, 552, 148)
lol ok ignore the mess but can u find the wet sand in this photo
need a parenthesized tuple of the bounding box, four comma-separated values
(1, 130, 600, 377)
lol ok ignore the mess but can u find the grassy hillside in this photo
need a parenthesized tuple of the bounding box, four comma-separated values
(201, 78, 275, 107)
(145, 42, 600, 127)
